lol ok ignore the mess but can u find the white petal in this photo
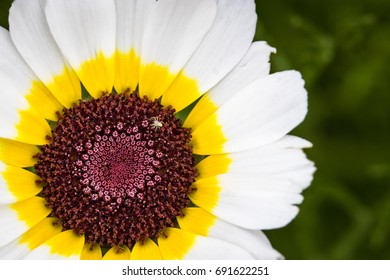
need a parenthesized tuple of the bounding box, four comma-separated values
(0, 239, 26, 259)
(0, 205, 27, 247)
(210, 222, 283, 259)
(0, 27, 62, 128)
(0, 77, 29, 138)
(158, 228, 253, 260)
(138, 0, 217, 100)
(0, 197, 50, 247)
(197, 135, 315, 189)
(0, 91, 28, 139)
(0, 31, 50, 144)
(178, 208, 282, 259)
(190, 174, 304, 230)
(9, 0, 81, 108)
(140, 0, 216, 71)
(192, 134, 315, 230)
(161, 0, 257, 111)
(184, 235, 254, 260)
(185, 41, 275, 129)
(115, 0, 144, 53)
(182, 0, 257, 90)
(0, 26, 62, 121)
(0, 218, 62, 259)
(23, 247, 68, 260)
(209, 40, 275, 105)
(227, 140, 315, 189)
(268, 135, 313, 149)
(114, 0, 149, 93)
(45, 0, 116, 97)
(46, 0, 115, 63)
(192, 70, 308, 154)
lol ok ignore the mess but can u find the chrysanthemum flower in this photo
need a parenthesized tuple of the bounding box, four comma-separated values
(0, 0, 314, 260)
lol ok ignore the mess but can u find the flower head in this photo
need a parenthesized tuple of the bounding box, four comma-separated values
(0, 0, 314, 260)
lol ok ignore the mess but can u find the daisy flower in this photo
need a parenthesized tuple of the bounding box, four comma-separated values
(0, 0, 315, 260)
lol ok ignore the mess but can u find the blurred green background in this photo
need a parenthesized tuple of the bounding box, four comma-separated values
(1, 0, 389, 259)
(255, 0, 390, 259)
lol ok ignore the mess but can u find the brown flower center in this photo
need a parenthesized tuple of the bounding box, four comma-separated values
(35, 91, 197, 248)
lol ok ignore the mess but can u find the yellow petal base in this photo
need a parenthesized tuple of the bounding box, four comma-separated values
(178, 208, 216, 236)
(189, 177, 221, 213)
(114, 50, 140, 94)
(81, 243, 102, 260)
(19, 218, 62, 250)
(46, 66, 81, 108)
(131, 238, 162, 260)
(27, 81, 63, 121)
(196, 154, 232, 179)
(77, 53, 115, 98)
(184, 94, 218, 130)
(161, 72, 200, 112)
(11, 197, 51, 228)
(44, 230, 85, 258)
(103, 245, 131, 260)
(0, 138, 39, 167)
(191, 112, 226, 155)
(2, 165, 42, 202)
(157, 228, 196, 260)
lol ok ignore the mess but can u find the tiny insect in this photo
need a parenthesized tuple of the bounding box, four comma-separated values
(150, 117, 163, 130)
